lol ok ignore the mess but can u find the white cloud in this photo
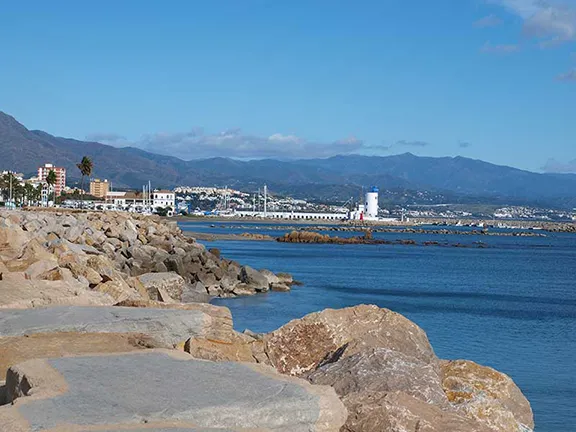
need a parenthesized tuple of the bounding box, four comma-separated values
(556, 68, 576, 80)
(474, 14, 504, 27)
(267, 133, 302, 144)
(134, 129, 367, 159)
(494, 0, 576, 46)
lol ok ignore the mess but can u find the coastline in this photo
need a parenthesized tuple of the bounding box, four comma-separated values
(0, 209, 536, 431)
(173, 214, 576, 233)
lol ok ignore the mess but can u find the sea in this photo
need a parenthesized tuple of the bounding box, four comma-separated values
(179, 220, 576, 432)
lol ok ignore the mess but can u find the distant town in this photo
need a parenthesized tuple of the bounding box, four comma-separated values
(1, 161, 575, 223)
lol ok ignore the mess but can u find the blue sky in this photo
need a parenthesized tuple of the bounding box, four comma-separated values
(0, 0, 574, 172)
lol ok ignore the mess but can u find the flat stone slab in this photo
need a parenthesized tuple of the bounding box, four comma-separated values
(1, 350, 346, 431)
(0, 306, 213, 347)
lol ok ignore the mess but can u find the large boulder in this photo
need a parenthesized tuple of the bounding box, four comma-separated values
(340, 391, 492, 432)
(308, 348, 449, 408)
(114, 299, 236, 343)
(260, 305, 533, 432)
(0, 306, 219, 348)
(181, 281, 212, 303)
(262, 305, 437, 376)
(0, 225, 30, 261)
(240, 265, 270, 292)
(441, 360, 534, 432)
(136, 272, 185, 302)
(92, 278, 141, 303)
(0, 350, 347, 431)
(0, 272, 115, 309)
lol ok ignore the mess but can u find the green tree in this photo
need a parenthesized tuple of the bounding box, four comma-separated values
(0, 172, 19, 207)
(46, 170, 57, 206)
(35, 184, 43, 205)
(24, 183, 35, 206)
(77, 156, 93, 208)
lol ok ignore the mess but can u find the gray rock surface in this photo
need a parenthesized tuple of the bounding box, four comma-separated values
(1, 350, 346, 431)
(240, 265, 270, 292)
(0, 306, 212, 347)
(308, 348, 449, 408)
(136, 271, 185, 302)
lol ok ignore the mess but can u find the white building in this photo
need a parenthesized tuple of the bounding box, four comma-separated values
(235, 210, 348, 221)
(365, 186, 379, 219)
(152, 190, 176, 209)
(349, 186, 383, 221)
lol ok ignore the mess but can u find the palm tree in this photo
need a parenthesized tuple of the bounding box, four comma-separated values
(24, 183, 35, 206)
(46, 170, 57, 206)
(77, 156, 93, 208)
(34, 184, 43, 205)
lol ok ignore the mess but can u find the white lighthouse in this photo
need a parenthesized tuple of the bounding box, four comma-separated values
(365, 186, 379, 219)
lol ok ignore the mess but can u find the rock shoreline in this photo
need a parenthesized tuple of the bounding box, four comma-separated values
(0, 209, 294, 305)
(0, 209, 534, 431)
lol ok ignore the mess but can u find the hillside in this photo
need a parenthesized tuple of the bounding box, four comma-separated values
(1, 111, 575, 208)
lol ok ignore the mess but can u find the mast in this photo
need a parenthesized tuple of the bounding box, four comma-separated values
(264, 184, 268, 216)
(148, 180, 152, 211)
(9, 171, 13, 209)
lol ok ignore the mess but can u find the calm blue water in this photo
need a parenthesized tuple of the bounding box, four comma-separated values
(180, 221, 576, 432)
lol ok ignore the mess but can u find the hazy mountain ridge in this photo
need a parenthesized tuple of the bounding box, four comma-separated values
(1, 111, 575, 208)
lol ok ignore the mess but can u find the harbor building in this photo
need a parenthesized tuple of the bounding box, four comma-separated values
(235, 210, 348, 220)
(152, 190, 176, 209)
(90, 179, 110, 198)
(37, 163, 66, 197)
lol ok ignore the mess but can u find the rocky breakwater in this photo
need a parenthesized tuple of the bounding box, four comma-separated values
(0, 209, 294, 307)
(184, 305, 534, 432)
(0, 210, 534, 431)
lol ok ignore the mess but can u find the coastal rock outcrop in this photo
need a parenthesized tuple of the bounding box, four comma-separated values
(0, 350, 347, 431)
(186, 305, 533, 432)
(266, 306, 534, 432)
(0, 210, 295, 303)
(0, 210, 534, 432)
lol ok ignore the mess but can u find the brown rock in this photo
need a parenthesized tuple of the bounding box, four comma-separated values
(0, 272, 115, 309)
(93, 279, 139, 303)
(441, 360, 534, 432)
(63, 262, 103, 286)
(308, 348, 449, 408)
(270, 282, 291, 292)
(185, 331, 261, 363)
(136, 272, 185, 302)
(126, 276, 151, 300)
(262, 305, 436, 376)
(341, 391, 491, 432)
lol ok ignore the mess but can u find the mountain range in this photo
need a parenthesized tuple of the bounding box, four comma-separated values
(1, 110, 575, 208)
